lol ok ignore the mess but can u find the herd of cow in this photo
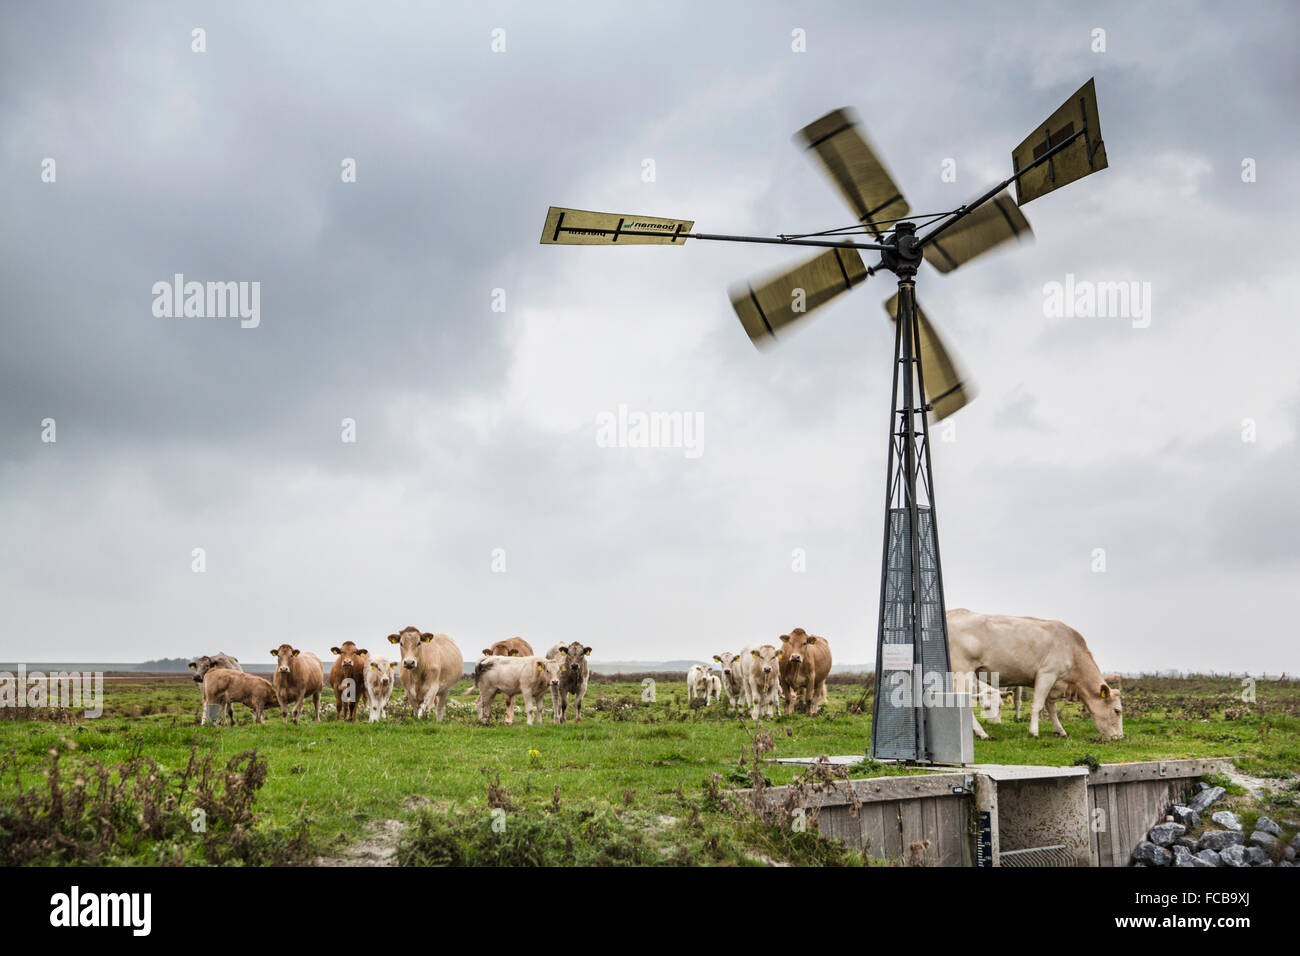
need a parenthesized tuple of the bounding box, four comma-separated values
(190, 626, 594, 727)
(188, 610, 1125, 741)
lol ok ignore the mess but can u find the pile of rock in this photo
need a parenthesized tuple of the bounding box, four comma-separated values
(1131, 782, 1299, 867)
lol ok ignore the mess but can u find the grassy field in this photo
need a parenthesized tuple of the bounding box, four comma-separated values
(1, 673, 1297, 866)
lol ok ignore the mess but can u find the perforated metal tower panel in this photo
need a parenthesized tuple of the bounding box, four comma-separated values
(871, 507, 957, 762)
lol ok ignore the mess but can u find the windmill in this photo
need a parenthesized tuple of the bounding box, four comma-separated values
(540, 78, 1108, 763)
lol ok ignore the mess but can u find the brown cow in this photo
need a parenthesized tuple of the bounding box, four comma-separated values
(328, 642, 369, 722)
(270, 644, 324, 725)
(778, 628, 832, 715)
(388, 626, 463, 721)
(481, 637, 533, 658)
(477, 637, 535, 717)
(188, 652, 242, 723)
(201, 670, 278, 725)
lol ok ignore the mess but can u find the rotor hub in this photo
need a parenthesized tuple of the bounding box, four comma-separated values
(881, 221, 922, 277)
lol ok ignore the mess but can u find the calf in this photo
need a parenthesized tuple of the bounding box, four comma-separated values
(546, 642, 591, 723)
(740, 643, 782, 719)
(188, 652, 242, 723)
(686, 664, 713, 704)
(329, 642, 369, 722)
(201, 670, 278, 725)
(364, 655, 398, 723)
(778, 628, 832, 716)
(270, 644, 324, 725)
(477, 637, 535, 717)
(474, 655, 561, 726)
(712, 651, 747, 711)
(388, 626, 463, 721)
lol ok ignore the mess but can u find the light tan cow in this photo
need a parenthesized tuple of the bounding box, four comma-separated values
(364, 655, 398, 723)
(778, 628, 832, 716)
(711, 651, 747, 711)
(188, 652, 243, 723)
(546, 641, 592, 723)
(201, 670, 278, 725)
(740, 643, 782, 719)
(947, 609, 1123, 740)
(388, 626, 463, 721)
(477, 637, 535, 715)
(474, 655, 561, 725)
(270, 644, 324, 725)
(686, 664, 714, 704)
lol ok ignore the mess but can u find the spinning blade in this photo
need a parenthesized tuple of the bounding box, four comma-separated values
(1012, 78, 1108, 206)
(730, 246, 868, 348)
(540, 206, 694, 245)
(922, 190, 1032, 274)
(797, 108, 910, 239)
(883, 292, 976, 419)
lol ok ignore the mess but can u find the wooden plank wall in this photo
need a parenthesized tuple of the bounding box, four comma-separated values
(819, 795, 969, 866)
(1087, 777, 1196, 867)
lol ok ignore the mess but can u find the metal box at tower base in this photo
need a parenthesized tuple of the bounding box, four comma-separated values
(871, 506, 963, 763)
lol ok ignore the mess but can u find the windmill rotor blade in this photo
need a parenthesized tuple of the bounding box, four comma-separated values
(1011, 77, 1108, 206)
(883, 293, 976, 419)
(796, 109, 909, 239)
(922, 190, 1032, 274)
(730, 246, 868, 348)
(540, 206, 694, 245)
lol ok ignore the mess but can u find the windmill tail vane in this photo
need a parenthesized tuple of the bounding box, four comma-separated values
(540, 77, 1107, 764)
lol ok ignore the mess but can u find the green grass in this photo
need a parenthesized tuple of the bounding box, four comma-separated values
(0, 674, 1296, 865)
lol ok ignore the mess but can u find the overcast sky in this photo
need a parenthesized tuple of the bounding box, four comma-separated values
(2, 1, 1297, 671)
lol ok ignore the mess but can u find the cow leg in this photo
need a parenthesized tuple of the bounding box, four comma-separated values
(574, 681, 586, 722)
(477, 689, 493, 724)
(435, 687, 450, 721)
(523, 690, 537, 726)
(972, 711, 990, 739)
(1028, 675, 1056, 738)
(504, 693, 515, 721)
(1045, 698, 1068, 737)
(419, 684, 440, 721)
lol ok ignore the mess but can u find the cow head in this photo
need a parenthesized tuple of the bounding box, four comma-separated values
(368, 657, 397, 689)
(1085, 682, 1124, 740)
(780, 628, 819, 667)
(270, 644, 300, 675)
(388, 627, 429, 670)
(331, 642, 367, 671)
(554, 641, 591, 675)
(189, 655, 219, 683)
(750, 644, 781, 685)
(712, 652, 742, 685)
(535, 657, 562, 690)
(482, 640, 525, 658)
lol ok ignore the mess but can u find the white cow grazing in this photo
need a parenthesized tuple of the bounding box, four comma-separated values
(711, 651, 747, 711)
(474, 655, 562, 726)
(364, 655, 398, 722)
(739, 643, 782, 719)
(687, 664, 713, 704)
(947, 609, 1123, 740)
(707, 674, 722, 705)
